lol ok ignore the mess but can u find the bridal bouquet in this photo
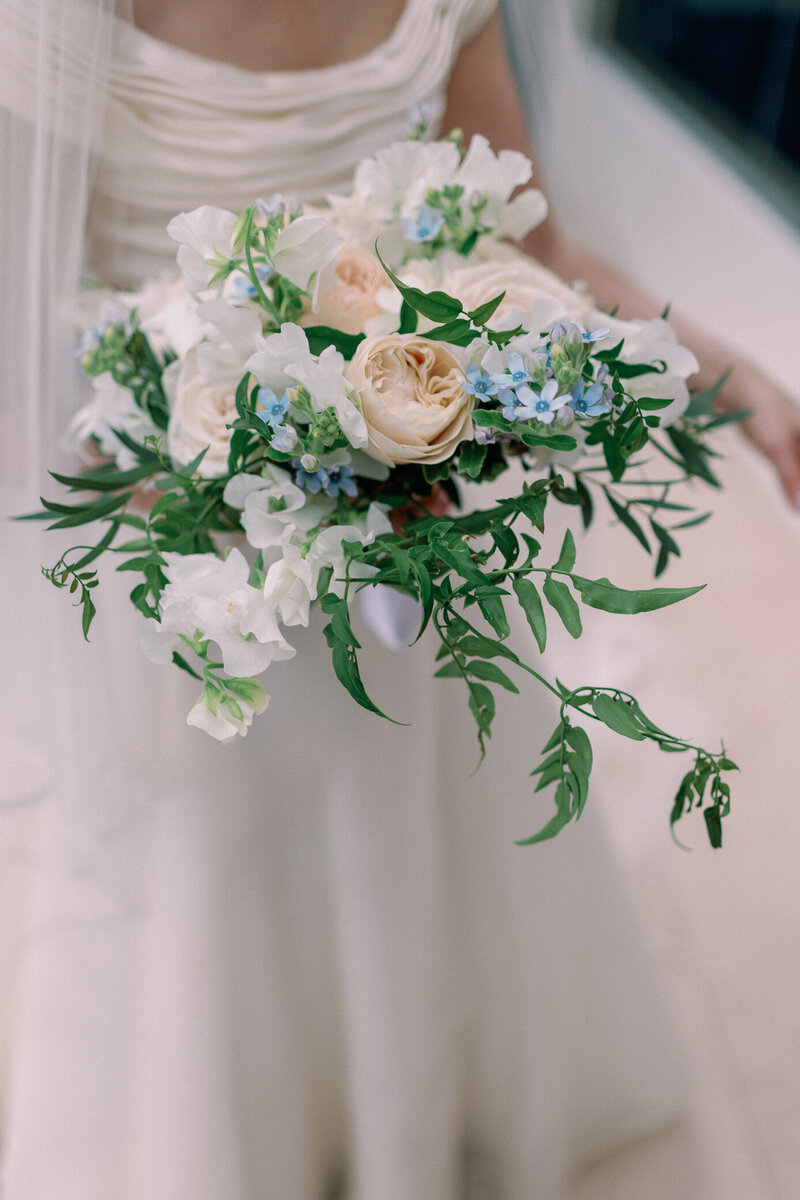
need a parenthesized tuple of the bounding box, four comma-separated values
(33, 134, 737, 846)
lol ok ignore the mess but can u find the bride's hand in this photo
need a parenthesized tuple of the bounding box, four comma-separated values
(715, 365, 800, 508)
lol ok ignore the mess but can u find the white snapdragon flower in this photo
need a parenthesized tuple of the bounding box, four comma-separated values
(141, 548, 295, 677)
(66, 372, 161, 470)
(167, 206, 238, 293)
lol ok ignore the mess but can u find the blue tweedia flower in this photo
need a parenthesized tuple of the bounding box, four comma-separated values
(473, 424, 497, 445)
(490, 351, 531, 392)
(463, 364, 498, 402)
(292, 456, 329, 494)
(514, 378, 571, 425)
(256, 193, 287, 218)
(402, 205, 445, 243)
(570, 378, 609, 418)
(257, 387, 290, 428)
(581, 326, 610, 344)
(229, 262, 273, 302)
(500, 386, 526, 422)
(323, 465, 358, 498)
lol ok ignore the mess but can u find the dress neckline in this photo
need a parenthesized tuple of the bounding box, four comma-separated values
(117, 0, 426, 83)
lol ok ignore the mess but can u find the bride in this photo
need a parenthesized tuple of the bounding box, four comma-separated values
(2, 1, 798, 1196)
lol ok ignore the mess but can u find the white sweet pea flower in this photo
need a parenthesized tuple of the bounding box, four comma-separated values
(225, 464, 333, 551)
(136, 278, 209, 358)
(187, 681, 269, 741)
(66, 371, 161, 470)
(327, 140, 460, 267)
(246, 325, 368, 449)
(196, 297, 263, 362)
(167, 206, 238, 293)
(272, 216, 344, 308)
(140, 548, 295, 677)
(287, 345, 368, 449)
(453, 136, 548, 240)
(307, 503, 391, 597)
(262, 526, 318, 627)
(246, 323, 313, 395)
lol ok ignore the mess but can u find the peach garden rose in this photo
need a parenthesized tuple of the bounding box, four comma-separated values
(309, 244, 387, 336)
(346, 334, 473, 466)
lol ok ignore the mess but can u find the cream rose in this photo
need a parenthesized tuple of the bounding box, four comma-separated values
(444, 255, 590, 326)
(347, 334, 473, 466)
(307, 244, 387, 335)
(165, 347, 237, 477)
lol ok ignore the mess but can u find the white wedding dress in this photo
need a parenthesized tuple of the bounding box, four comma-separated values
(1, 3, 683, 1197)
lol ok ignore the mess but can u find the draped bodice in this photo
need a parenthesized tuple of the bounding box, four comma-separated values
(85, 0, 496, 288)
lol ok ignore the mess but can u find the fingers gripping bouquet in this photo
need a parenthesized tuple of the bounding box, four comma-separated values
(36, 134, 738, 847)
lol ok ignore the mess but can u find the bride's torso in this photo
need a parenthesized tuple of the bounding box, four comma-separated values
(86, 0, 497, 288)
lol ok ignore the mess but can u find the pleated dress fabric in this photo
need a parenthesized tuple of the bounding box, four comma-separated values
(2, 3, 684, 1197)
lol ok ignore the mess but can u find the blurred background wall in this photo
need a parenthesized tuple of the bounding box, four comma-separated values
(537, 4, 800, 1196)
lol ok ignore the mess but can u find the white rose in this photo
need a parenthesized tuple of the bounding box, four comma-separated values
(595, 315, 699, 426)
(165, 347, 237, 477)
(347, 334, 473, 466)
(445, 256, 591, 327)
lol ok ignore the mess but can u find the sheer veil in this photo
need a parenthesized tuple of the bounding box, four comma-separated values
(1, 0, 132, 806)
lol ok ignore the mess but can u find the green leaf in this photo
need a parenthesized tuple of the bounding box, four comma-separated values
(512, 578, 546, 652)
(685, 368, 732, 418)
(606, 492, 651, 554)
(320, 593, 360, 648)
(465, 659, 519, 693)
(564, 724, 593, 774)
(491, 523, 518, 567)
(434, 659, 465, 679)
(553, 528, 576, 573)
(71, 522, 119, 569)
(468, 681, 496, 737)
(516, 780, 573, 845)
(468, 291, 506, 326)
(398, 300, 418, 335)
(424, 318, 474, 342)
(458, 439, 488, 479)
(171, 651, 203, 680)
(80, 591, 97, 640)
(704, 805, 723, 849)
(602, 435, 626, 482)
(457, 634, 520, 664)
(636, 396, 674, 411)
(298, 326, 366, 358)
(46, 491, 135, 530)
(477, 593, 510, 639)
(49, 462, 157, 493)
(327, 635, 403, 723)
(570, 574, 704, 614)
(542, 575, 582, 638)
(591, 694, 645, 740)
(374, 248, 464, 322)
(612, 358, 666, 379)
